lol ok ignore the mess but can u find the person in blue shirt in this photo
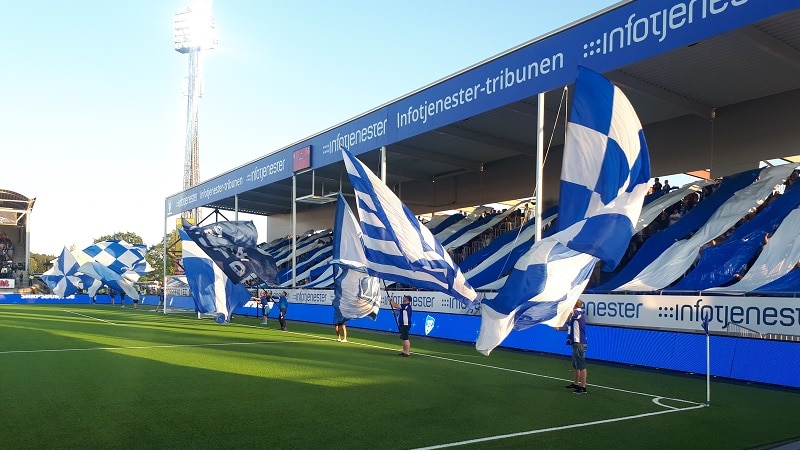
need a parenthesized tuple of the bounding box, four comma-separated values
(557, 299, 588, 394)
(389, 295, 413, 357)
(275, 291, 289, 331)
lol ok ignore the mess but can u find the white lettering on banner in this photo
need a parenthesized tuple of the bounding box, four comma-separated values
(247, 159, 286, 183)
(176, 193, 198, 207)
(583, 0, 748, 58)
(396, 53, 564, 130)
(285, 290, 798, 336)
(322, 119, 388, 155)
(285, 289, 481, 315)
(583, 293, 800, 336)
(198, 177, 245, 201)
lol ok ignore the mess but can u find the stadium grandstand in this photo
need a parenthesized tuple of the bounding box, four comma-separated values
(158, 2, 800, 388)
(0, 189, 34, 292)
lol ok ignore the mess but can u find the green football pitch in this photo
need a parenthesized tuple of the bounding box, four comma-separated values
(0, 304, 797, 449)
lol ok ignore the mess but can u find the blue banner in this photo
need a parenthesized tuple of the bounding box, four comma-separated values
(166, 0, 799, 216)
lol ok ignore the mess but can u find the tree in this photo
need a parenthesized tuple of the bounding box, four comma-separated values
(142, 230, 179, 281)
(29, 252, 56, 274)
(93, 232, 144, 245)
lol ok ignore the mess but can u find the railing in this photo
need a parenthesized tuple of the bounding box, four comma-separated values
(722, 321, 799, 342)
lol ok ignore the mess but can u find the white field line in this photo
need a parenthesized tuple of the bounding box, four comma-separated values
(413, 403, 707, 449)
(0, 338, 328, 355)
(279, 328, 705, 407)
(63, 309, 118, 325)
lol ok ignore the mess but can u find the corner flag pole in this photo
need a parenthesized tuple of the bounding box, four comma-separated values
(701, 312, 711, 406)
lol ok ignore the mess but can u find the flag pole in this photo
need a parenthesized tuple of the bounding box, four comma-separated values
(702, 312, 711, 406)
(382, 280, 400, 331)
(706, 329, 711, 406)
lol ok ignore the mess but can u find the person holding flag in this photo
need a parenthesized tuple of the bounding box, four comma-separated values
(259, 290, 273, 325)
(557, 299, 588, 394)
(334, 320, 347, 343)
(389, 295, 413, 357)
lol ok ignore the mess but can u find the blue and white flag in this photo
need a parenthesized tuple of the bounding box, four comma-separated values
(41, 247, 83, 298)
(82, 240, 151, 276)
(183, 220, 258, 249)
(182, 219, 279, 286)
(179, 228, 252, 321)
(476, 67, 650, 355)
(342, 148, 477, 305)
(78, 261, 140, 300)
(331, 193, 381, 323)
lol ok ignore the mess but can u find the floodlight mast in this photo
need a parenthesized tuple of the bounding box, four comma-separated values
(174, 0, 217, 220)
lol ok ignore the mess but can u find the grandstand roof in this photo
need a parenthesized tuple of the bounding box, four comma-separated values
(0, 189, 35, 227)
(165, 2, 800, 219)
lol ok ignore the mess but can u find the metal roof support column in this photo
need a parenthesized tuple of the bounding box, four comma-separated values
(234, 194, 238, 221)
(291, 173, 297, 288)
(380, 146, 387, 182)
(535, 92, 544, 241)
(162, 208, 168, 315)
(25, 213, 31, 273)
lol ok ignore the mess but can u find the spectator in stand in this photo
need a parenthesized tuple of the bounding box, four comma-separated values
(652, 177, 663, 193)
(668, 207, 682, 227)
(662, 179, 671, 192)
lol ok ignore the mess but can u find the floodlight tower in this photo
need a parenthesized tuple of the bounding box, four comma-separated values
(174, 0, 217, 219)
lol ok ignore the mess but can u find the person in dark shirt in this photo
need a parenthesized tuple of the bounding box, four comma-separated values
(389, 295, 413, 357)
(557, 299, 588, 394)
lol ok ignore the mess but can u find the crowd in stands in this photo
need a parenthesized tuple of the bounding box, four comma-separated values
(0, 232, 16, 279)
(253, 168, 800, 292)
(597, 169, 800, 288)
(449, 208, 527, 266)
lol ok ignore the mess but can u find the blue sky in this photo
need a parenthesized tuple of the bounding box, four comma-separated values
(1, 0, 620, 255)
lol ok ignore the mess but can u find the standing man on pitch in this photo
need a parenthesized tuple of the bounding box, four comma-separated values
(334, 320, 347, 343)
(557, 299, 588, 394)
(389, 295, 413, 357)
(276, 291, 289, 331)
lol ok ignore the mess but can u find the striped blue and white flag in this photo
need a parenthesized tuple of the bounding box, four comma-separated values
(331, 193, 381, 323)
(179, 229, 252, 322)
(342, 148, 477, 305)
(476, 67, 650, 355)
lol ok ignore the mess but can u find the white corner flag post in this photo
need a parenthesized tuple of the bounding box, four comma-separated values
(702, 312, 711, 406)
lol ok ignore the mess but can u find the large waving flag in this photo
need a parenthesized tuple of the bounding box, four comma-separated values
(83, 240, 151, 276)
(182, 219, 279, 286)
(179, 228, 252, 321)
(476, 66, 650, 355)
(331, 193, 381, 323)
(342, 148, 477, 305)
(41, 247, 83, 297)
(78, 261, 140, 300)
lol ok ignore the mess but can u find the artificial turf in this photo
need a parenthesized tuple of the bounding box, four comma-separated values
(0, 304, 797, 449)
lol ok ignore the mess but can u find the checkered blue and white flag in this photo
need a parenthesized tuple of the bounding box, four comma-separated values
(77, 261, 140, 300)
(82, 240, 151, 276)
(41, 247, 83, 297)
(342, 148, 477, 306)
(476, 67, 650, 355)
